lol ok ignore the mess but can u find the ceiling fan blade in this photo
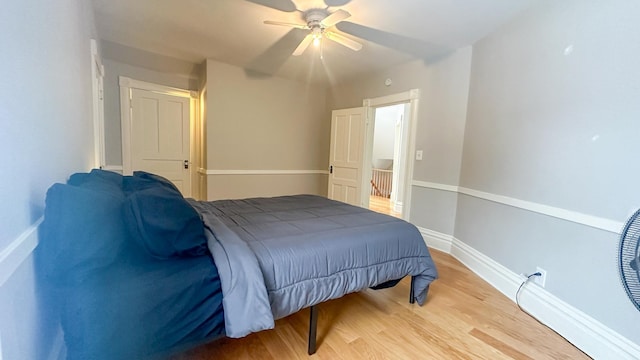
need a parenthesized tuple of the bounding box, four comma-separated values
(324, 0, 352, 6)
(321, 9, 351, 28)
(245, 0, 297, 12)
(336, 22, 452, 60)
(293, 34, 314, 56)
(324, 31, 362, 51)
(264, 20, 308, 29)
(245, 28, 308, 76)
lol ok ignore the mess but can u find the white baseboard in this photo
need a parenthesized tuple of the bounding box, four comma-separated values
(101, 165, 123, 173)
(417, 227, 453, 253)
(393, 201, 403, 214)
(411, 180, 623, 233)
(417, 227, 640, 359)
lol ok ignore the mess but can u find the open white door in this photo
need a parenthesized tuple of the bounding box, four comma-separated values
(130, 88, 191, 196)
(327, 107, 366, 206)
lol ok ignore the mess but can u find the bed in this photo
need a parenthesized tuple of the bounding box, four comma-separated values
(39, 169, 438, 359)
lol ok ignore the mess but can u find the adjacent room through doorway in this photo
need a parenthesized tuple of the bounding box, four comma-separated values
(368, 103, 408, 218)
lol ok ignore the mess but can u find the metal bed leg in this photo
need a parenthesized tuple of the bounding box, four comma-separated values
(409, 276, 415, 304)
(308, 305, 318, 355)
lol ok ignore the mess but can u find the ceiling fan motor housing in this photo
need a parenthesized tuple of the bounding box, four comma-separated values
(305, 9, 330, 29)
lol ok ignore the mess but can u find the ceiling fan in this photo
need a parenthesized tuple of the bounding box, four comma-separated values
(264, 8, 362, 56)
(245, 0, 451, 76)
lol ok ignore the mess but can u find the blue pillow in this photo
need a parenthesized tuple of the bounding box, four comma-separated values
(123, 171, 181, 195)
(133, 171, 180, 193)
(68, 169, 123, 195)
(39, 183, 126, 284)
(123, 185, 207, 259)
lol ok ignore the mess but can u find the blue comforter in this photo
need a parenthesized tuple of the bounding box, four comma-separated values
(190, 195, 438, 337)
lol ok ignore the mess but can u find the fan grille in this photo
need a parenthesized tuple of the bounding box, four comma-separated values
(619, 209, 640, 311)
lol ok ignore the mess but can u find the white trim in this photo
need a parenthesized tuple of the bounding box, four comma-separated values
(118, 77, 194, 98)
(412, 180, 459, 193)
(392, 201, 403, 214)
(119, 80, 133, 175)
(446, 236, 640, 360)
(359, 106, 375, 209)
(450, 238, 522, 300)
(205, 169, 330, 175)
(417, 226, 453, 253)
(101, 165, 123, 172)
(412, 180, 623, 234)
(365, 89, 419, 107)
(0, 218, 43, 287)
(90, 39, 105, 169)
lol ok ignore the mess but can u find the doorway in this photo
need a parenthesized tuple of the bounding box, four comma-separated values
(327, 89, 420, 221)
(119, 77, 199, 198)
(369, 104, 408, 218)
(362, 89, 420, 221)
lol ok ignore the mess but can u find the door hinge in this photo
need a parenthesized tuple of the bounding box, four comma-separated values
(184, 160, 189, 169)
(329, 165, 333, 174)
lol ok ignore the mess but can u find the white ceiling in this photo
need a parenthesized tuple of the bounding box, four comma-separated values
(92, 0, 535, 84)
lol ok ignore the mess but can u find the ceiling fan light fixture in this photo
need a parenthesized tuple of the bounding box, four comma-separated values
(264, 7, 362, 56)
(311, 27, 323, 48)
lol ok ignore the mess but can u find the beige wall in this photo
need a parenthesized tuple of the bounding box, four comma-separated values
(328, 49, 473, 234)
(204, 59, 330, 200)
(207, 174, 327, 200)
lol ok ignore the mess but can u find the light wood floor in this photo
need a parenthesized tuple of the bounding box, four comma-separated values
(368, 195, 401, 218)
(171, 249, 589, 359)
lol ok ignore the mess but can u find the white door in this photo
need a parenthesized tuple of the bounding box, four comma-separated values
(131, 88, 191, 196)
(327, 107, 366, 206)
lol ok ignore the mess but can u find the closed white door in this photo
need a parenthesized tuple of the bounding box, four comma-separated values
(327, 107, 365, 206)
(131, 88, 191, 196)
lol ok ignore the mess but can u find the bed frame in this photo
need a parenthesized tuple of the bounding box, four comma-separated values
(306, 276, 416, 354)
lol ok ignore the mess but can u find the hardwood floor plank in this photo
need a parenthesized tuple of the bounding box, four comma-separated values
(469, 328, 534, 360)
(257, 328, 300, 360)
(368, 195, 401, 218)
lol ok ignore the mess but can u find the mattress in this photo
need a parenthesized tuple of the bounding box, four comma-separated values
(190, 194, 438, 337)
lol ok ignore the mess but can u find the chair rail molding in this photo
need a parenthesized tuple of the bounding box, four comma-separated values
(0, 217, 43, 286)
(412, 180, 623, 233)
(204, 169, 330, 175)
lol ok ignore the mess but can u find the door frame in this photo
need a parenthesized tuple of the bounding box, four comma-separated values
(90, 39, 105, 169)
(119, 76, 200, 197)
(362, 89, 420, 221)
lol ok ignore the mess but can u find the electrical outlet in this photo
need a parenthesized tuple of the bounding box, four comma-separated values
(533, 267, 547, 287)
